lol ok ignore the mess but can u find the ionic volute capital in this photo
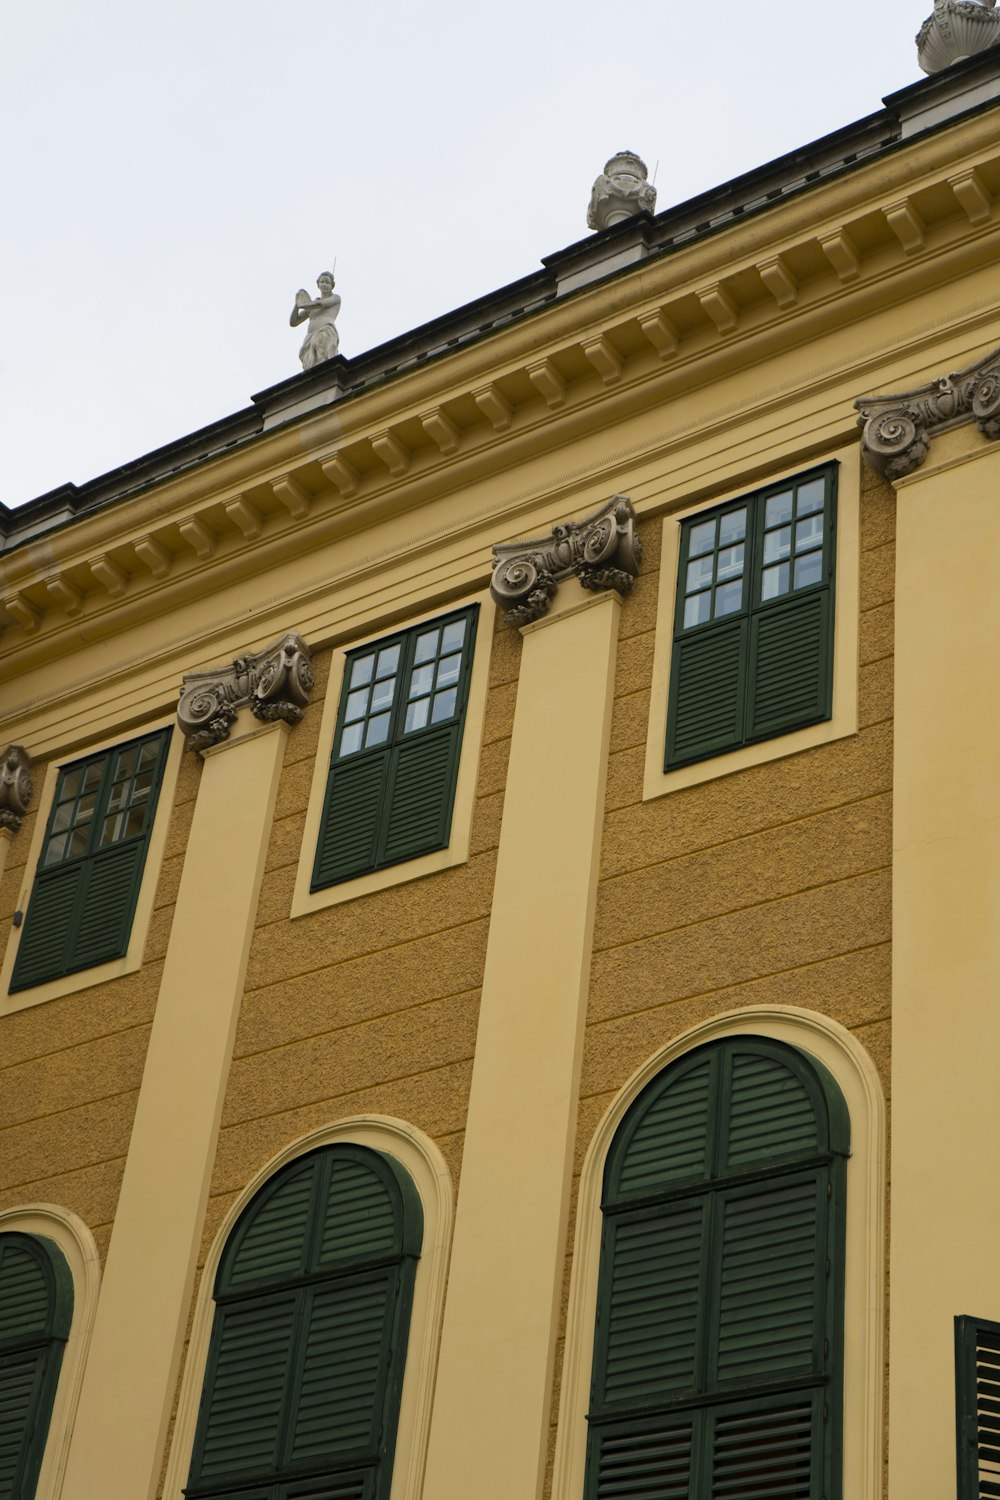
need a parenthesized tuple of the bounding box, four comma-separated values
(856, 343, 1000, 481)
(0, 746, 32, 833)
(177, 631, 315, 754)
(490, 495, 643, 628)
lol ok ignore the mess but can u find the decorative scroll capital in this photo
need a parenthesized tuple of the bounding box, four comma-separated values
(0, 746, 32, 833)
(856, 343, 1000, 481)
(177, 631, 315, 754)
(490, 495, 642, 628)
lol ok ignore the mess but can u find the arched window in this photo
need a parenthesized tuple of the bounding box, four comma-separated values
(0, 1233, 73, 1500)
(186, 1144, 422, 1500)
(584, 1036, 849, 1500)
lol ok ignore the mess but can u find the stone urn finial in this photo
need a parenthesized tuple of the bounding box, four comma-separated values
(917, 0, 1000, 73)
(587, 151, 657, 232)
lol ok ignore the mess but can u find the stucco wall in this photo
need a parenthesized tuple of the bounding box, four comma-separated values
(0, 746, 202, 1264)
(543, 466, 896, 1493)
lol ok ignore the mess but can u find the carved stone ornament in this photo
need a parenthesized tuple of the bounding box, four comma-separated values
(177, 631, 315, 754)
(491, 496, 643, 628)
(587, 151, 657, 232)
(0, 746, 32, 833)
(856, 344, 1000, 481)
(917, 0, 1000, 74)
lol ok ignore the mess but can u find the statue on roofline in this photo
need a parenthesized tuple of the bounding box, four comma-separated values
(290, 271, 341, 369)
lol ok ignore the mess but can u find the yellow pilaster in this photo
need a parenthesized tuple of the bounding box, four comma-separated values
(61, 717, 288, 1500)
(423, 587, 621, 1500)
(889, 429, 1000, 1497)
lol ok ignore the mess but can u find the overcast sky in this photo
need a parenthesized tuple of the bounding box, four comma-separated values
(1, 0, 932, 509)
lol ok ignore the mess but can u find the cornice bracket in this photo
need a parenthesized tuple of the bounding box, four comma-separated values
(0, 746, 33, 833)
(490, 495, 642, 628)
(177, 631, 315, 754)
(856, 342, 1000, 480)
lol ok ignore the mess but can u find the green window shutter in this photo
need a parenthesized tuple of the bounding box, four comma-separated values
(955, 1315, 1000, 1500)
(0, 1236, 72, 1500)
(9, 866, 83, 993)
(379, 725, 462, 866)
(189, 1146, 421, 1500)
(10, 728, 171, 993)
(746, 591, 832, 743)
(313, 755, 390, 888)
(586, 1039, 847, 1500)
(666, 621, 747, 768)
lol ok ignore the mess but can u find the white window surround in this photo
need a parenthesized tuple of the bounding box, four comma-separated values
(644, 444, 861, 798)
(0, 1204, 101, 1500)
(550, 1005, 886, 1500)
(291, 590, 495, 916)
(161, 1115, 454, 1500)
(0, 716, 185, 1014)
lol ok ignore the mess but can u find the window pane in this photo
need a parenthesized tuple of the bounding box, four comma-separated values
(688, 519, 716, 557)
(795, 515, 823, 552)
(441, 620, 467, 654)
(344, 689, 369, 724)
(684, 591, 712, 629)
(138, 740, 161, 771)
(51, 802, 73, 834)
(100, 814, 122, 847)
(44, 833, 68, 866)
(765, 491, 794, 528)
(431, 688, 457, 723)
(716, 543, 744, 581)
(124, 806, 146, 838)
(720, 508, 747, 546)
(114, 747, 139, 780)
(83, 762, 104, 792)
(413, 630, 439, 665)
(686, 556, 714, 594)
(60, 768, 84, 801)
(409, 664, 434, 698)
(76, 794, 97, 822)
(375, 644, 400, 679)
(763, 526, 792, 564)
(761, 563, 791, 599)
(370, 678, 395, 713)
(796, 478, 825, 515)
(338, 723, 363, 757)
(68, 827, 90, 858)
(133, 769, 155, 798)
(436, 653, 462, 689)
(794, 551, 823, 590)
(107, 783, 129, 814)
(404, 699, 429, 734)
(714, 580, 743, 617)
(365, 714, 391, 748)
(349, 655, 374, 690)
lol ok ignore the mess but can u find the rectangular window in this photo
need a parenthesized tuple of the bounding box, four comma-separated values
(10, 728, 172, 993)
(312, 606, 479, 890)
(955, 1315, 1000, 1500)
(666, 464, 837, 769)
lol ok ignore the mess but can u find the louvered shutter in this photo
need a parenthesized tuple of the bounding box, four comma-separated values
(313, 754, 390, 888)
(71, 841, 145, 971)
(956, 1316, 1000, 1499)
(588, 1416, 694, 1500)
(225, 1160, 316, 1290)
(10, 866, 82, 992)
(379, 726, 461, 866)
(0, 1348, 49, 1500)
(194, 1295, 298, 1484)
(707, 1395, 818, 1499)
(746, 591, 832, 743)
(666, 621, 748, 768)
(289, 1273, 394, 1463)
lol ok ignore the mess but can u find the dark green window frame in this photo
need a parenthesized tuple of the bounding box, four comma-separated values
(666, 464, 837, 770)
(312, 605, 479, 891)
(0, 1232, 74, 1500)
(585, 1037, 849, 1500)
(186, 1144, 422, 1500)
(955, 1314, 1000, 1499)
(10, 728, 172, 993)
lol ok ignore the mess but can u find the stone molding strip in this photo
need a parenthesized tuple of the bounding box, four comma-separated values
(0, 745, 32, 832)
(177, 631, 314, 753)
(491, 496, 642, 627)
(856, 342, 1000, 479)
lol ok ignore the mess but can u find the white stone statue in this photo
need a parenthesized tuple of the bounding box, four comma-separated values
(587, 152, 657, 233)
(917, 0, 1000, 73)
(290, 272, 341, 369)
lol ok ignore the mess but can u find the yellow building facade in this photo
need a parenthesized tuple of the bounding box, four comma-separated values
(2, 44, 1000, 1500)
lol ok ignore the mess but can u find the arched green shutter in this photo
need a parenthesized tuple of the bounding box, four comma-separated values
(0, 1235, 73, 1500)
(587, 1038, 848, 1500)
(187, 1145, 421, 1500)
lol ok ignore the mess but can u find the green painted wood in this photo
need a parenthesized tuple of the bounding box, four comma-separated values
(955, 1315, 1000, 1500)
(189, 1146, 420, 1500)
(0, 1242, 52, 1341)
(666, 621, 747, 768)
(313, 755, 389, 888)
(0, 1348, 49, 1500)
(0, 1236, 72, 1500)
(746, 592, 832, 743)
(379, 725, 461, 866)
(10, 728, 170, 992)
(587, 1039, 847, 1500)
(588, 1416, 694, 1500)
